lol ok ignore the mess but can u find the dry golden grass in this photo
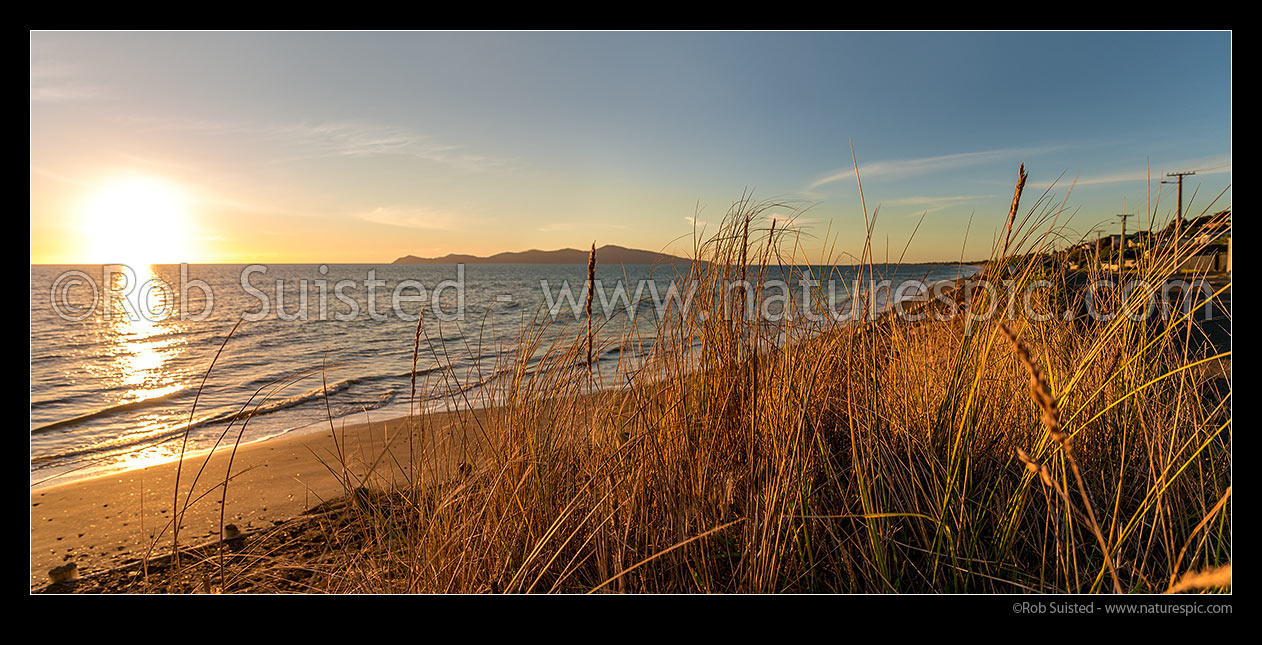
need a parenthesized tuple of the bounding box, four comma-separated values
(179, 166, 1231, 593)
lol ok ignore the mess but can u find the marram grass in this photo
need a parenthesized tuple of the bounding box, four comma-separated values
(190, 168, 1230, 594)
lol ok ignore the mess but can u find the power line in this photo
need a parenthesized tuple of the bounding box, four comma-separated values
(1162, 171, 1196, 236)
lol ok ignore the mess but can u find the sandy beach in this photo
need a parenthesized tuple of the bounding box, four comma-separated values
(30, 410, 483, 589)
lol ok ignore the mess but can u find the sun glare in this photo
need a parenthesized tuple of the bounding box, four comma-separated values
(80, 176, 193, 265)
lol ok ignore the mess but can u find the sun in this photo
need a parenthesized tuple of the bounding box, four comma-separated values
(80, 176, 194, 265)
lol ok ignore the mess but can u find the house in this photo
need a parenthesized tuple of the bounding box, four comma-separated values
(1197, 218, 1231, 245)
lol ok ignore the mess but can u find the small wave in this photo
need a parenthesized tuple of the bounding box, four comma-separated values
(31, 409, 238, 466)
(31, 377, 403, 467)
(599, 336, 656, 360)
(29, 390, 96, 409)
(31, 387, 193, 435)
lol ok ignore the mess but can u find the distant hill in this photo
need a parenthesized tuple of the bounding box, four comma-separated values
(393, 244, 693, 265)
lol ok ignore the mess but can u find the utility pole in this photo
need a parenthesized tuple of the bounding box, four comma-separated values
(1117, 211, 1134, 270)
(1163, 171, 1196, 237)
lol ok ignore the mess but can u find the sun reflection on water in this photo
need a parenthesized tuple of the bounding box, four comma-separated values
(104, 264, 187, 398)
(111, 435, 185, 471)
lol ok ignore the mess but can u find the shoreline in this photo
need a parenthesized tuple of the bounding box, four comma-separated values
(30, 408, 484, 589)
(30, 405, 400, 491)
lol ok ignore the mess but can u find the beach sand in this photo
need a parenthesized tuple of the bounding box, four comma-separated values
(30, 409, 485, 589)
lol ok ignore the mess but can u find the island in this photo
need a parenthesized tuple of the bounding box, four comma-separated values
(393, 244, 693, 265)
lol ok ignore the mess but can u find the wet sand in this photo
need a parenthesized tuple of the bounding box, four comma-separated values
(30, 409, 485, 588)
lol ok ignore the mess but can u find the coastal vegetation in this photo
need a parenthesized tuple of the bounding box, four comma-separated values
(179, 168, 1231, 594)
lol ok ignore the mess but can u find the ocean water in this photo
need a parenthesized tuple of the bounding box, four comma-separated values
(30, 262, 977, 487)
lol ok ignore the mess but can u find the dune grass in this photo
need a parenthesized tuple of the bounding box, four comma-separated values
(173, 165, 1230, 594)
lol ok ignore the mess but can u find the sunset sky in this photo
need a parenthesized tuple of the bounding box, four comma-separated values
(30, 31, 1231, 265)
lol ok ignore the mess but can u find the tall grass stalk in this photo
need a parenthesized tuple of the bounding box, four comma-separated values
(186, 166, 1229, 593)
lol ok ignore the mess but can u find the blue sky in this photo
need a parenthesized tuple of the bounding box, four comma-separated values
(30, 31, 1231, 263)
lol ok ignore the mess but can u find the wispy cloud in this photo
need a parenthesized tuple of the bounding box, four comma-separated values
(352, 206, 466, 231)
(808, 146, 1059, 190)
(538, 221, 578, 233)
(768, 216, 821, 230)
(29, 165, 88, 187)
(1028, 155, 1232, 189)
(273, 122, 502, 170)
(538, 221, 629, 233)
(123, 116, 506, 171)
(880, 194, 994, 207)
(201, 193, 310, 218)
(30, 61, 103, 103)
(877, 194, 997, 216)
(108, 150, 202, 173)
